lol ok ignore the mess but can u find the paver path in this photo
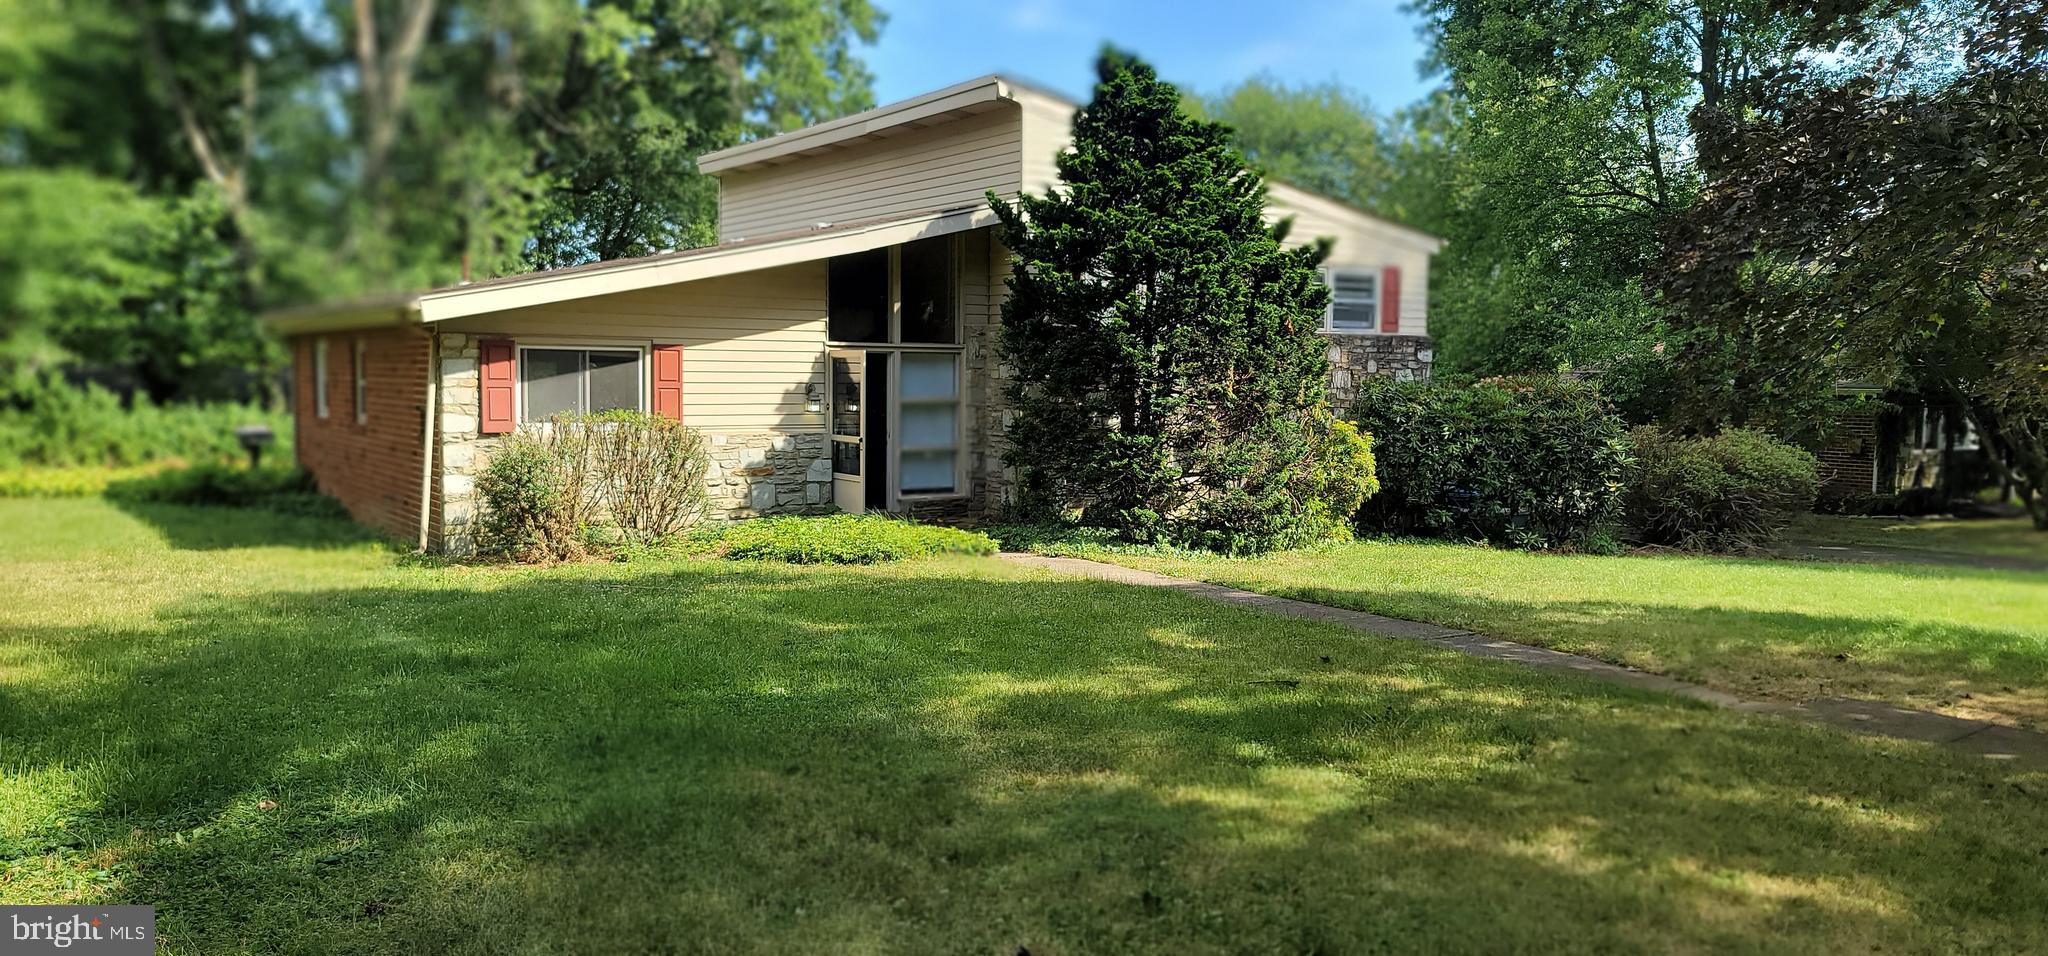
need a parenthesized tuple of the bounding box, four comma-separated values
(999, 552, 2048, 768)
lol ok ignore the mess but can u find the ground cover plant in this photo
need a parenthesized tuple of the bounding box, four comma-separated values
(701, 514, 996, 564)
(2, 497, 2046, 953)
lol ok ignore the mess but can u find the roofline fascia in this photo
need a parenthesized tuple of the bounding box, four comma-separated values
(416, 205, 1001, 322)
(698, 75, 1012, 174)
(262, 295, 422, 337)
(1264, 181, 1447, 254)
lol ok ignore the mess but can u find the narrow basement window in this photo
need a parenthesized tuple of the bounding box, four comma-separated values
(352, 339, 367, 424)
(313, 337, 330, 419)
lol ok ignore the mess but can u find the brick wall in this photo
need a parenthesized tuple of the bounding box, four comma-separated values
(1817, 409, 1881, 497)
(292, 327, 433, 541)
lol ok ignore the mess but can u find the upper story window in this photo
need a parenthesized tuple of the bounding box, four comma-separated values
(1324, 269, 1377, 333)
(520, 347, 643, 420)
(828, 236, 959, 345)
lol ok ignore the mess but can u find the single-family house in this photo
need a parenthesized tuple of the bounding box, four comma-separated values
(265, 75, 1445, 552)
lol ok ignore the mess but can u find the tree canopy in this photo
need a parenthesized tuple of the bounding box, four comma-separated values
(991, 51, 1368, 552)
(0, 0, 880, 402)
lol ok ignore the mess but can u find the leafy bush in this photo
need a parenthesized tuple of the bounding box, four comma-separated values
(104, 462, 345, 518)
(475, 412, 713, 562)
(0, 378, 290, 468)
(1625, 427, 1820, 550)
(586, 409, 711, 543)
(1251, 412, 1381, 550)
(713, 515, 997, 564)
(0, 465, 168, 498)
(1348, 375, 1632, 549)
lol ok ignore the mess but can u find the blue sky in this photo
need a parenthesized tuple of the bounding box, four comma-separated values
(862, 0, 1440, 111)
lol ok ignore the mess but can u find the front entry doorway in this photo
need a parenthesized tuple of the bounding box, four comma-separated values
(829, 349, 891, 513)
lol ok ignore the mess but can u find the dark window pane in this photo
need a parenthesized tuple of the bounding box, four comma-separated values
(831, 439, 861, 476)
(899, 236, 956, 343)
(828, 249, 888, 342)
(587, 351, 639, 412)
(831, 356, 863, 437)
(522, 348, 582, 419)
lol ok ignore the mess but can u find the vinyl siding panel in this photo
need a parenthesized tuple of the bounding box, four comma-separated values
(1017, 92, 1075, 198)
(1266, 185, 1435, 337)
(437, 263, 829, 433)
(717, 107, 1023, 241)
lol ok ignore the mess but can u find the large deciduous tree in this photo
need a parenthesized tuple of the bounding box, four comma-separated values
(1656, 4, 2048, 527)
(990, 51, 1365, 552)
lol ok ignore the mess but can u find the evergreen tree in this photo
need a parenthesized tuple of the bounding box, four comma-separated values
(990, 50, 1367, 552)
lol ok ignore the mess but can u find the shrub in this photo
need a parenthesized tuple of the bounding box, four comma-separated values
(586, 410, 711, 544)
(0, 378, 289, 468)
(1283, 413, 1380, 548)
(475, 433, 583, 563)
(0, 465, 167, 498)
(1625, 426, 1820, 550)
(103, 462, 346, 518)
(474, 412, 714, 562)
(712, 515, 998, 564)
(1348, 375, 1632, 549)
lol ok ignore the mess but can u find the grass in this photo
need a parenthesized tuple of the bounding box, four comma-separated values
(1037, 533, 2048, 731)
(3, 499, 2048, 952)
(1789, 514, 2048, 562)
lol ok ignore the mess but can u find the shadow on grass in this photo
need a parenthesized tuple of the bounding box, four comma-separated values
(106, 499, 386, 551)
(4, 560, 2047, 952)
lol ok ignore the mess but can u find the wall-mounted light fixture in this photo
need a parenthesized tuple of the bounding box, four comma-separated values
(805, 382, 824, 413)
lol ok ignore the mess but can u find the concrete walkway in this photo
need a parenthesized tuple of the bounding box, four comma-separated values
(998, 553, 2048, 768)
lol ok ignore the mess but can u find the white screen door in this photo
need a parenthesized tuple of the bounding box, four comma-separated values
(828, 349, 866, 513)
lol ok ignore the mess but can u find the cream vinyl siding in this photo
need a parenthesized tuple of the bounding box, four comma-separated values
(439, 263, 828, 433)
(1266, 184, 1436, 337)
(1016, 91, 1076, 198)
(717, 107, 1024, 242)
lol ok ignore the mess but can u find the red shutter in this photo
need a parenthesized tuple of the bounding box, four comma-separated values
(651, 344, 684, 421)
(479, 338, 516, 434)
(1380, 266, 1402, 333)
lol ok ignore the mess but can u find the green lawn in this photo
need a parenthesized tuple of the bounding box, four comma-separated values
(1788, 514, 2048, 563)
(4, 499, 2048, 952)
(1057, 533, 2048, 732)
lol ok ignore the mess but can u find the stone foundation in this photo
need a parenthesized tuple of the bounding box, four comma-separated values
(1325, 333, 1433, 407)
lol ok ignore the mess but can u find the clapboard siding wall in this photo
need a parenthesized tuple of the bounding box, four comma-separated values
(1266, 185, 1434, 337)
(717, 107, 1024, 242)
(1015, 100, 1435, 337)
(436, 263, 829, 434)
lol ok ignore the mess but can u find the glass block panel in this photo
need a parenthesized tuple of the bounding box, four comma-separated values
(900, 403, 956, 449)
(900, 449, 955, 494)
(899, 352, 957, 402)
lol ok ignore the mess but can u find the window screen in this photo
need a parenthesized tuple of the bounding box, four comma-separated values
(520, 348, 642, 420)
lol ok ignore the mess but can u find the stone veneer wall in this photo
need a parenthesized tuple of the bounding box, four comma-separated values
(432, 331, 834, 555)
(1325, 333, 1434, 408)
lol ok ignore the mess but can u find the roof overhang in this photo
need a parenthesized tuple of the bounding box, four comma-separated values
(698, 75, 1017, 175)
(414, 204, 999, 322)
(262, 293, 421, 336)
(1265, 181, 1447, 255)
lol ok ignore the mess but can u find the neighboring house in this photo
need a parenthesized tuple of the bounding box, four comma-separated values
(1819, 387, 1990, 501)
(266, 75, 1445, 552)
